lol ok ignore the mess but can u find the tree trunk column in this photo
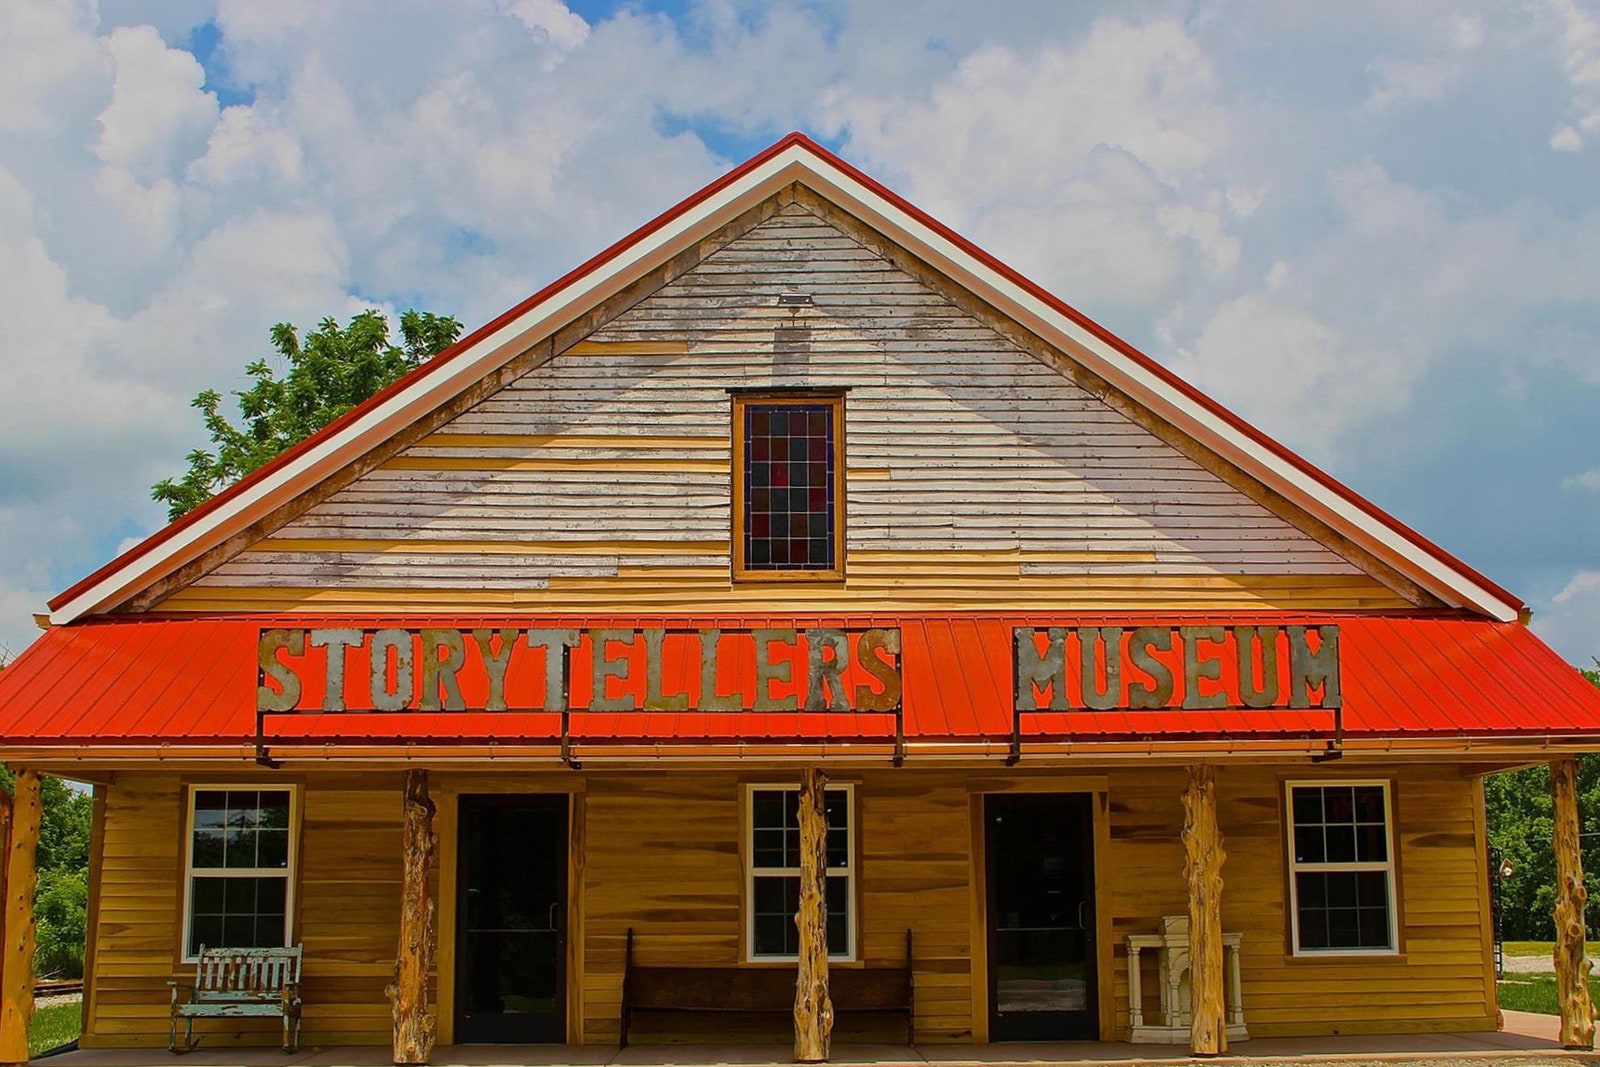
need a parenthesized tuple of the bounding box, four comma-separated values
(389, 770, 438, 1065)
(1182, 763, 1226, 1057)
(1551, 758, 1595, 1049)
(794, 768, 834, 1063)
(0, 771, 41, 1066)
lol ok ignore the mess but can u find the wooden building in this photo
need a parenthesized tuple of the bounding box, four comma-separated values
(2, 134, 1599, 1061)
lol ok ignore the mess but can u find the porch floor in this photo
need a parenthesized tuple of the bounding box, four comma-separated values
(39, 1014, 1584, 1067)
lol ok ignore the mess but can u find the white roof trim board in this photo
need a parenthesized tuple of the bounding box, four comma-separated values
(50, 142, 1520, 625)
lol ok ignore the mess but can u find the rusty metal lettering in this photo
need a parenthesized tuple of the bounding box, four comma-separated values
(1126, 627, 1175, 709)
(642, 629, 690, 712)
(1180, 626, 1227, 710)
(698, 629, 744, 711)
(526, 629, 580, 712)
(805, 628, 850, 712)
(753, 628, 800, 712)
(588, 628, 638, 712)
(370, 629, 415, 712)
(310, 628, 363, 712)
(257, 629, 304, 712)
(1015, 627, 1069, 711)
(471, 628, 517, 712)
(419, 629, 467, 712)
(1235, 625, 1281, 710)
(1288, 625, 1342, 709)
(854, 628, 902, 712)
(1078, 626, 1123, 711)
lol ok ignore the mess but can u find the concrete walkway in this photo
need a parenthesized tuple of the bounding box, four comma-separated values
(36, 1014, 1587, 1067)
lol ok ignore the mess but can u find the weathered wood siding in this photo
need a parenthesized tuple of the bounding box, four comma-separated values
(162, 202, 1406, 614)
(84, 764, 1492, 1048)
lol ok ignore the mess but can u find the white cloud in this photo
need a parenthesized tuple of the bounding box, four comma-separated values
(94, 24, 219, 179)
(1548, 0, 1600, 151)
(1564, 470, 1600, 492)
(1534, 569, 1600, 663)
(0, 0, 1598, 665)
(499, 0, 590, 54)
(821, 18, 1238, 318)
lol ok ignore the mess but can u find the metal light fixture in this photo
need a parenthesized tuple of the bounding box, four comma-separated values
(777, 289, 813, 306)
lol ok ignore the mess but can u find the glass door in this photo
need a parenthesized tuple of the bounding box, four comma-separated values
(455, 794, 568, 1043)
(985, 792, 1097, 1041)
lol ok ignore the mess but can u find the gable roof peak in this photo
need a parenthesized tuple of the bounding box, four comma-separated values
(48, 134, 1522, 624)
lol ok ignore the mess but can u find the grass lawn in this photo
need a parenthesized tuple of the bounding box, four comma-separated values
(1499, 973, 1600, 1015)
(1502, 940, 1600, 957)
(29, 1001, 81, 1057)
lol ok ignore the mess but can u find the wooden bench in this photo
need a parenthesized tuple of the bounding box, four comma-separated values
(621, 928, 913, 1048)
(168, 945, 303, 1053)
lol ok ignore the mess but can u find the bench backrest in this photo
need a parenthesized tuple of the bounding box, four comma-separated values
(191, 946, 302, 1001)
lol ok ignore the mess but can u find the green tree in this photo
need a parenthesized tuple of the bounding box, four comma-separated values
(1484, 665, 1600, 939)
(0, 768, 95, 977)
(151, 309, 462, 519)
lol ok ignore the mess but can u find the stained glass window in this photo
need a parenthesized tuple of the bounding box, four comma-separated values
(739, 399, 840, 574)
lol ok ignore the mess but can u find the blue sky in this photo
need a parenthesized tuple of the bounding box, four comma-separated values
(0, 0, 1598, 664)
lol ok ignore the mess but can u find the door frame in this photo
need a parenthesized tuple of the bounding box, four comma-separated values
(967, 776, 1112, 1043)
(437, 779, 586, 1046)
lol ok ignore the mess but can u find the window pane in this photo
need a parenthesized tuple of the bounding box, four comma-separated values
(826, 875, 849, 952)
(754, 829, 787, 869)
(753, 875, 799, 956)
(1293, 823, 1324, 864)
(226, 791, 261, 828)
(1295, 871, 1392, 952)
(1353, 786, 1386, 823)
(187, 875, 289, 954)
(189, 913, 224, 955)
(1358, 822, 1388, 863)
(1324, 824, 1357, 864)
(743, 402, 836, 572)
(257, 829, 289, 869)
(223, 828, 257, 869)
(258, 792, 291, 830)
(192, 829, 225, 869)
(193, 791, 227, 827)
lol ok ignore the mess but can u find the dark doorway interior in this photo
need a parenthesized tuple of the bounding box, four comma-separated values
(455, 794, 568, 1044)
(984, 792, 1097, 1041)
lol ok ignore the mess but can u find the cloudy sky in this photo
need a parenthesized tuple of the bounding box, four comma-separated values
(1, 0, 1598, 664)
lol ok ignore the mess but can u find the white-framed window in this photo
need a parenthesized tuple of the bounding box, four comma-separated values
(745, 783, 855, 961)
(1285, 780, 1398, 955)
(181, 786, 298, 961)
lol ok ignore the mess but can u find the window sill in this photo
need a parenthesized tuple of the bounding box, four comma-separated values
(1282, 950, 1406, 965)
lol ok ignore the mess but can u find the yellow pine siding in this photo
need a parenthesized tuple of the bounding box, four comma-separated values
(82, 764, 1494, 1049)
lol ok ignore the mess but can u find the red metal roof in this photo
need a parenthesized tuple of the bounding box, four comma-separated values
(1, 613, 1596, 750)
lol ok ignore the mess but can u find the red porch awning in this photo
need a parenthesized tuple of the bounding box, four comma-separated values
(1, 613, 1597, 749)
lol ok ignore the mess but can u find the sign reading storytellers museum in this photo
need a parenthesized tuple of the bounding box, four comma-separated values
(257, 626, 904, 714)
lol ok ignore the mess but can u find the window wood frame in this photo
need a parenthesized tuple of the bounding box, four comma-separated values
(1284, 778, 1399, 958)
(731, 391, 847, 582)
(742, 782, 857, 963)
(179, 784, 300, 963)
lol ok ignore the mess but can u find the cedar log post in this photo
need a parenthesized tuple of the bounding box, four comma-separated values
(1551, 758, 1595, 1049)
(0, 771, 40, 1066)
(389, 770, 438, 1065)
(1182, 763, 1226, 1056)
(794, 768, 834, 1063)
